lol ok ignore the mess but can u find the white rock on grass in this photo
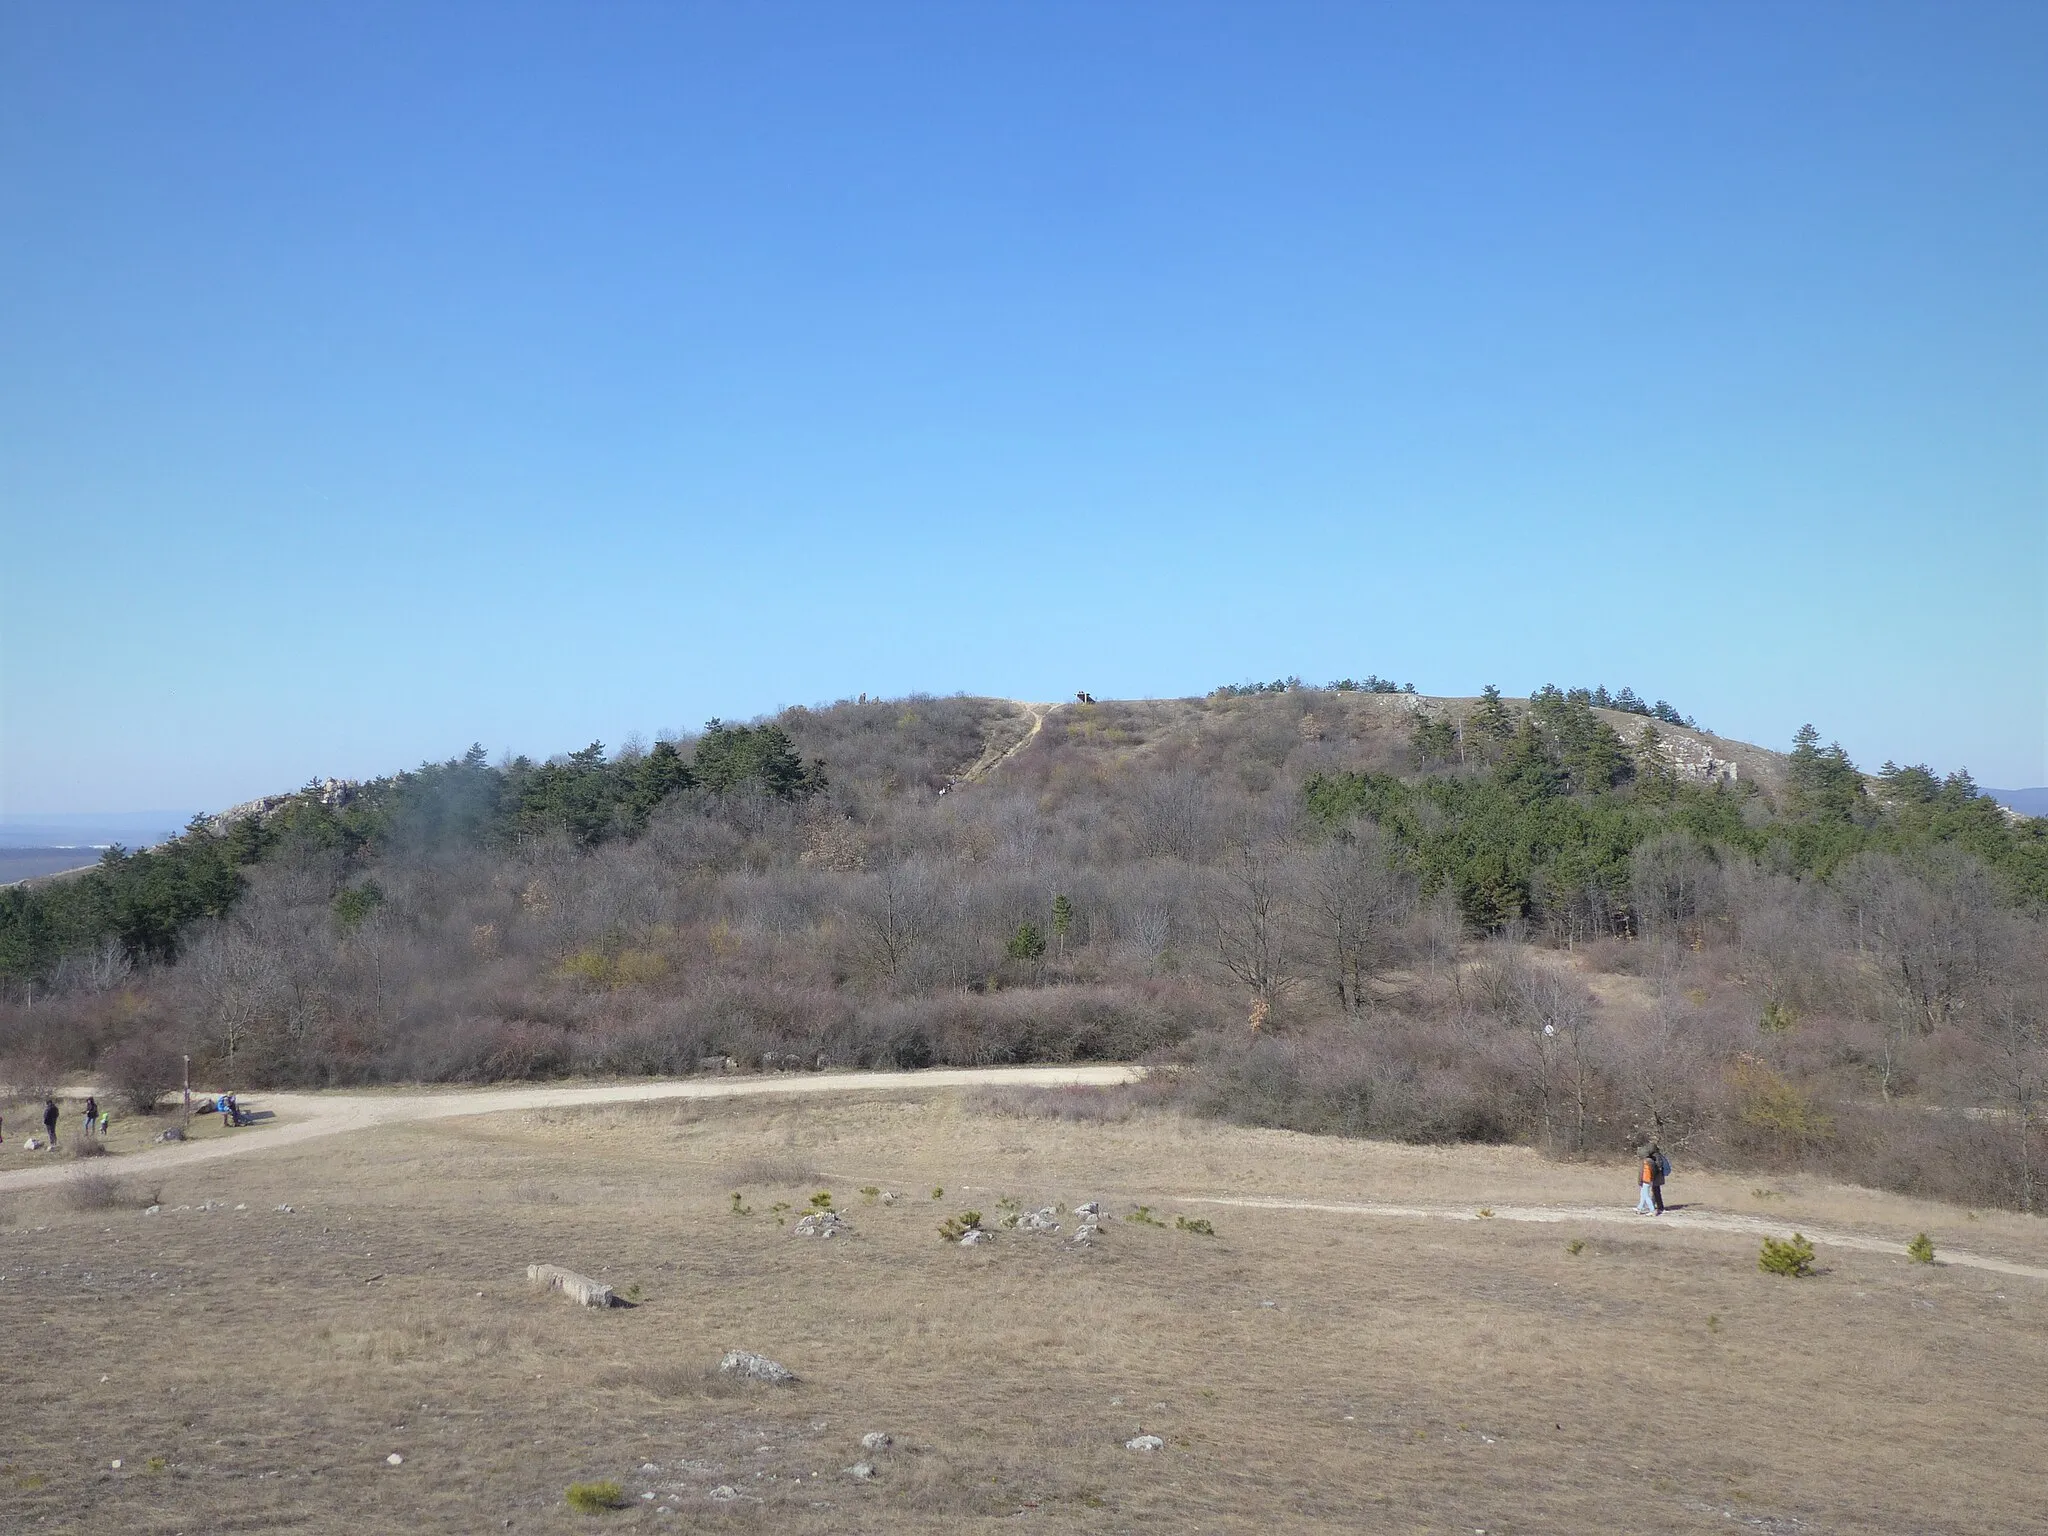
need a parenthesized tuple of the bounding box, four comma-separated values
(957, 1228, 993, 1247)
(1019, 1207, 1060, 1233)
(707, 1485, 740, 1501)
(1124, 1435, 1164, 1452)
(1075, 1202, 1102, 1218)
(859, 1432, 893, 1451)
(792, 1210, 850, 1239)
(719, 1350, 799, 1384)
(386, 1453, 405, 1466)
(844, 1462, 877, 1481)
(527, 1263, 615, 1308)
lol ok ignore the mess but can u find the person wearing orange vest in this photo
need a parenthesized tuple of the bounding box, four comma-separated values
(1636, 1149, 1658, 1214)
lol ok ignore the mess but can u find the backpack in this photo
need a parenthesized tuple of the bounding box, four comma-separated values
(1652, 1151, 1671, 1181)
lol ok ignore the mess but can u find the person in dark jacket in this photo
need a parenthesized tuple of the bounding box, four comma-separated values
(1647, 1143, 1670, 1214)
(42, 1097, 59, 1148)
(83, 1095, 99, 1138)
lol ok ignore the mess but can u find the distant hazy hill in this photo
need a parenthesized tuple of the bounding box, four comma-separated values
(0, 812, 192, 850)
(0, 849, 106, 885)
(1985, 788, 2048, 819)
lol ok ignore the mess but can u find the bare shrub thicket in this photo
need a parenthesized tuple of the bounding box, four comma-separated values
(3, 690, 2043, 1209)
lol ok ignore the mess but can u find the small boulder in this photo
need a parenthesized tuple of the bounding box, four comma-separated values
(859, 1432, 893, 1452)
(719, 1350, 798, 1384)
(879, 1191, 899, 1206)
(707, 1485, 739, 1501)
(1075, 1202, 1102, 1218)
(1125, 1435, 1164, 1452)
(1019, 1207, 1060, 1233)
(844, 1462, 877, 1481)
(958, 1228, 993, 1247)
(792, 1210, 850, 1239)
(155, 1127, 186, 1143)
(386, 1453, 405, 1466)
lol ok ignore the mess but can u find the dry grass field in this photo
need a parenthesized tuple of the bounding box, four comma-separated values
(3, 1085, 2046, 1534)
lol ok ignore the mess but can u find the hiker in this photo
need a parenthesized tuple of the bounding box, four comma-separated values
(98, 1112, 110, 1137)
(1648, 1143, 1670, 1214)
(221, 1093, 235, 1128)
(43, 1097, 59, 1148)
(1636, 1148, 1657, 1214)
(83, 1095, 98, 1137)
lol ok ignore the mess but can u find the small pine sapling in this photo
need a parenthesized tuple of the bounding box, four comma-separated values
(1907, 1232, 1935, 1264)
(565, 1480, 628, 1512)
(1758, 1233, 1816, 1278)
(938, 1210, 984, 1242)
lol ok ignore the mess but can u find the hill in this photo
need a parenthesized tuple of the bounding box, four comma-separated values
(1986, 786, 2048, 819)
(2, 682, 2043, 1213)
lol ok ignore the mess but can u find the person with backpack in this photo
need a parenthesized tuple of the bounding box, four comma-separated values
(1648, 1144, 1670, 1214)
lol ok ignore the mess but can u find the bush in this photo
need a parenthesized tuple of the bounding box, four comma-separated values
(1175, 1215, 1216, 1236)
(1907, 1232, 1935, 1264)
(1758, 1233, 1816, 1278)
(63, 1172, 126, 1211)
(101, 1035, 180, 1115)
(565, 1480, 627, 1512)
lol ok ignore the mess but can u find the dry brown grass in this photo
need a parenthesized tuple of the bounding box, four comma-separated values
(2, 1089, 2045, 1533)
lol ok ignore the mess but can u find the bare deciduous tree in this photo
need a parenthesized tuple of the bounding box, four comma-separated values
(838, 860, 941, 983)
(1208, 841, 1294, 1005)
(1294, 826, 1411, 1013)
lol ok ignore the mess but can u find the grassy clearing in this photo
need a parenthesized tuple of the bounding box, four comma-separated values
(2, 1089, 2045, 1533)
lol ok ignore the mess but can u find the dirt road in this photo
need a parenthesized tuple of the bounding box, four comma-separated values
(0, 1064, 1140, 1193)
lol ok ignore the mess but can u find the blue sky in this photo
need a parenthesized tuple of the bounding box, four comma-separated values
(3, 2, 2043, 814)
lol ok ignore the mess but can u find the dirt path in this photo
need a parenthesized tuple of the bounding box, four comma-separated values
(0, 1064, 1140, 1193)
(1174, 1193, 2048, 1282)
(954, 700, 1058, 786)
(12, 1064, 2041, 1284)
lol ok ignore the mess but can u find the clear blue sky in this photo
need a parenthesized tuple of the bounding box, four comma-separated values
(3, 2, 2043, 815)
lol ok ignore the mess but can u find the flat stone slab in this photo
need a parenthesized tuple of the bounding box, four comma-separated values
(527, 1262, 615, 1307)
